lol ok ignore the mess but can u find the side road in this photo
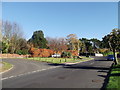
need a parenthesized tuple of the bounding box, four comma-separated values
(2, 58, 60, 79)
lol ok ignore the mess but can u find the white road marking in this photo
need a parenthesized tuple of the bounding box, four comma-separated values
(0, 65, 14, 74)
(1, 66, 60, 81)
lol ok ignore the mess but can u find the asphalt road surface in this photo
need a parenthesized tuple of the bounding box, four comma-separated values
(2, 58, 60, 79)
(2, 57, 113, 88)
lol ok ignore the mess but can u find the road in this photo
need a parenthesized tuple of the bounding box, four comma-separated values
(2, 58, 60, 78)
(2, 57, 113, 88)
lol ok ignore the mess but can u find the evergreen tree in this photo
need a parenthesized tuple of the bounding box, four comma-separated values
(28, 30, 47, 48)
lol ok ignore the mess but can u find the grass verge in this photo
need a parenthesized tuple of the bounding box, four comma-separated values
(106, 59, 120, 89)
(0, 61, 13, 73)
(25, 56, 93, 64)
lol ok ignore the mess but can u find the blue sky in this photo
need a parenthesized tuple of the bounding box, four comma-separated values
(2, 2, 118, 40)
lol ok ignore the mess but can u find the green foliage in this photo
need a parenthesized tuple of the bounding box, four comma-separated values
(90, 38, 102, 50)
(1, 41, 7, 53)
(1, 41, 9, 53)
(16, 49, 28, 55)
(102, 35, 110, 48)
(79, 38, 94, 53)
(16, 50, 22, 55)
(102, 28, 120, 51)
(66, 34, 81, 51)
(28, 30, 47, 48)
(61, 51, 72, 58)
(13, 38, 30, 55)
(102, 29, 120, 64)
(102, 51, 113, 56)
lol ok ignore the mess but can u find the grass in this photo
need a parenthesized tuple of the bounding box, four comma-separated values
(102, 51, 114, 56)
(26, 56, 93, 64)
(106, 58, 120, 89)
(0, 61, 13, 72)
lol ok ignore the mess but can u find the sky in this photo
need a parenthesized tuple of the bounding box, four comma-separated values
(2, 2, 118, 40)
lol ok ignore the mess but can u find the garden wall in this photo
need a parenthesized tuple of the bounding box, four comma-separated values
(0, 54, 28, 58)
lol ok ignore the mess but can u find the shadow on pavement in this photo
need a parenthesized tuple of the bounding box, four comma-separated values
(98, 75, 106, 78)
(110, 73, 120, 76)
(95, 59, 112, 61)
(101, 63, 114, 90)
(48, 63, 65, 66)
(63, 63, 113, 89)
(98, 70, 108, 73)
(63, 65, 110, 71)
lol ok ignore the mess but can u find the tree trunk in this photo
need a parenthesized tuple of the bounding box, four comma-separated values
(113, 48, 117, 65)
(78, 42, 79, 56)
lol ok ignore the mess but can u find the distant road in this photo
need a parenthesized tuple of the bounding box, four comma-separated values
(2, 57, 113, 88)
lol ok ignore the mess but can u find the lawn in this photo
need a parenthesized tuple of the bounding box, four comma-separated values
(26, 56, 93, 64)
(0, 61, 13, 73)
(106, 58, 120, 89)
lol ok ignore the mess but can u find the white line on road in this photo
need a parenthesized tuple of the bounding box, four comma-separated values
(1, 66, 60, 81)
(0, 65, 14, 74)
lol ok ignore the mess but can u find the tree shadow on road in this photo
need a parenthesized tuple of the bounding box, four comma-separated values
(63, 63, 113, 90)
(48, 63, 65, 66)
(110, 73, 120, 76)
(95, 59, 113, 62)
(98, 70, 108, 73)
(63, 65, 110, 71)
(100, 63, 114, 90)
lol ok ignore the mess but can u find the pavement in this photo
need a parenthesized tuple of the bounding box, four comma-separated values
(2, 57, 113, 88)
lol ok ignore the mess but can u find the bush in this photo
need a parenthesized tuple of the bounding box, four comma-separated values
(16, 50, 22, 55)
(61, 52, 72, 58)
(16, 49, 28, 55)
(102, 51, 113, 56)
(29, 48, 54, 57)
(67, 50, 78, 56)
(86, 55, 90, 57)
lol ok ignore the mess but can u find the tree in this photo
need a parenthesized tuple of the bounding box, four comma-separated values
(46, 37, 68, 53)
(28, 30, 47, 48)
(103, 28, 120, 65)
(15, 38, 30, 55)
(102, 35, 111, 49)
(2, 21, 24, 54)
(1, 40, 9, 53)
(109, 29, 120, 65)
(90, 38, 102, 53)
(79, 38, 93, 53)
(2, 21, 12, 53)
(66, 34, 82, 55)
(0, 20, 2, 53)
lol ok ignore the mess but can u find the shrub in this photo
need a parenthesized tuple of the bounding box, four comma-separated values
(102, 51, 113, 56)
(16, 50, 22, 55)
(16, 49, 29, 55)
(67, 50, 78, 56)
(29, 48, 54, 57)
(61, 51, 72, 58)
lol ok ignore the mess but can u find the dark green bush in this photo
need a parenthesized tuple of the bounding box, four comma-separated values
(61, 52, 72, 58)
(16, 49, 28, 55)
